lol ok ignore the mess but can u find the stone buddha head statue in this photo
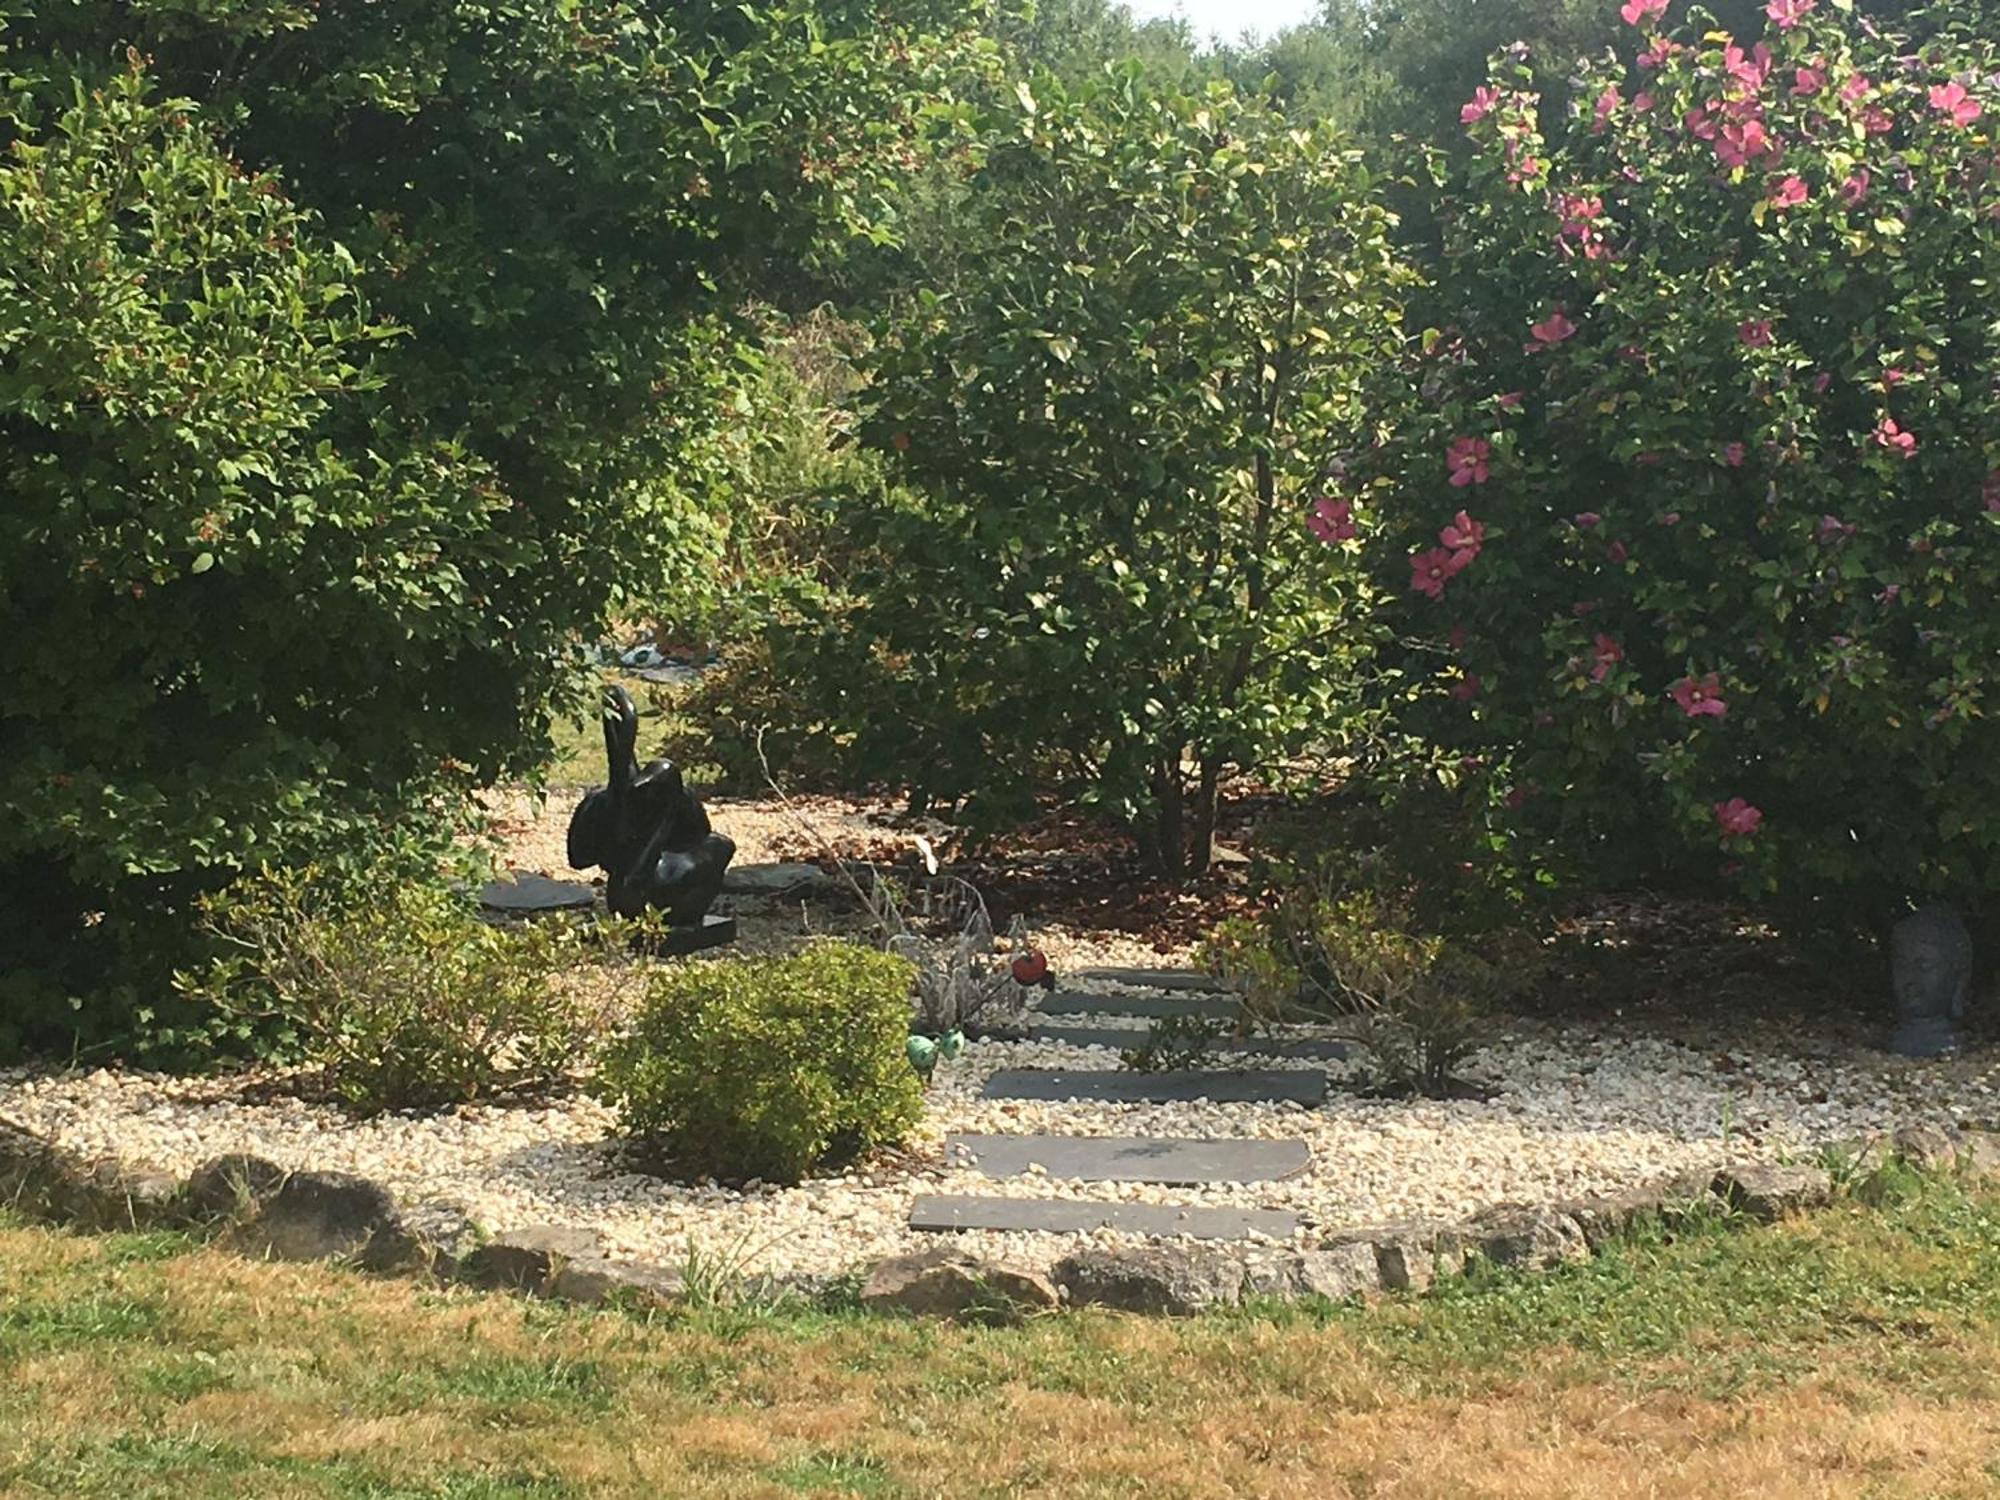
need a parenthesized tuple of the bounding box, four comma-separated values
(1889, 905, 1974, 1058)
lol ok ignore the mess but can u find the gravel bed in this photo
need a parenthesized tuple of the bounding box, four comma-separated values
(6, 1011, 1995, 1280)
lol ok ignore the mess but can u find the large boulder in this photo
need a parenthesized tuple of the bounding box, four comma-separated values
(459, 1225, 605, 1294)
(184, 1154, 289, 1223)
(225, 1170, 409, 1264)
(1052, 1243, 1246, 1316)
(1323, 1219, 1466, 1293)
(1713, 1163, 1833, 1222)
(1243, 1242, 1383, 1302)
(861, 1248, 1060, 1320)
(1465, 1204, 1589, 1272)
(0, 1119, 182, 1231)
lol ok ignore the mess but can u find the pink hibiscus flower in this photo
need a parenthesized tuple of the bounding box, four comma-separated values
(1930, 81, 1983, 128)
(1725, 42, 1774, 91)
(1792, 64, 1827, 97)
(1619, 0, 1668, 24)
(1874, 417, 1917, 458)
(1410, 546, 1472, 600)
(1765, 0, 1814, 29)
(1717, 118, 1778, 169)
(1841, 74, 1873, 104)
(1439, 510, 1486, 555)
(1722, 442, 1748, 467)
(1447, 436, 1492, 487)
(1769, 174, 1808, 210)
(1307, 496, 1357, 543)
(1530, 309, 1577, 347)
(1461, 86, 1501, 125)
(1714, 797, 1764, 839)
(1672, 673, 1728, 718)
(1685, 105, 1719, 140)
(1839, 169, 1870, 207)
(1739, 319, 1774, 347)
(1593, 85, 1623, 133)
(1862, 104, 1894, 135)
(1590, 634, 1624, 682)
(1574, 511, 1602, 529)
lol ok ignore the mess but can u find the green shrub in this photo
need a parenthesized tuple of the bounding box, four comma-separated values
(1349, 2, 2000, 933)
(177, 869, 595, 1113)
(1205, 853, 1543, 1098)
(0, 3, 983, 1051)
(816, 78, 1411, 877)
(596, 943, 922, 1184)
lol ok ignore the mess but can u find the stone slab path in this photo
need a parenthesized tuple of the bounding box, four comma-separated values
(909, 1194, 1300, 1241)
(478, 873, 597, 913)
(1072, 966, 1242, 993)
(945, 1134, 1311, 1185)
(1037, 991, 1242, 1022)
(980, 1068, 1327, 1106)
(1025, 1023, 1349, 1061)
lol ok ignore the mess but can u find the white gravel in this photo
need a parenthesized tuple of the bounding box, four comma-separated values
(5, 1006, 1995, 1280)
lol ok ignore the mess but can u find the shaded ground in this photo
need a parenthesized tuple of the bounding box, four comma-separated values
(8, 1174, 2000, 1497)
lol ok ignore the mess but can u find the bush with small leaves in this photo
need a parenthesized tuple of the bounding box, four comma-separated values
(1207, 854, 1542, 1097)
(596, 943, 922, 1184)
(178, 869, 596, 1114)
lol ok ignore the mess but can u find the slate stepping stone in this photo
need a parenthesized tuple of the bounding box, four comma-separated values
(946, 1134, 1311, 1185)
(909, 1194, 1298, 1241)
(722, 861, 835, 897)
(478, 873, 597, 913)
(979, 1068, 1326, 1106)
(1025, 1024, 1349, 1061)
(1073, 966, 1243, 994)
(1037, 990, 1241, 1022)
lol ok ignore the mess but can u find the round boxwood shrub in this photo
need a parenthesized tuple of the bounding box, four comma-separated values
(1346, 1, 2000, 933)
(596, 943, 922, 1185)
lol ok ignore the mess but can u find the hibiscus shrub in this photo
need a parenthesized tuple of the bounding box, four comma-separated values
(1347, 0, 2000, 933)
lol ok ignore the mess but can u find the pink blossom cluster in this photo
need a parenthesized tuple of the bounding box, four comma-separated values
(1410, 503, 1486, 600)
(1307, 496, 1357, 543)
(1555, 194, 1608, 260)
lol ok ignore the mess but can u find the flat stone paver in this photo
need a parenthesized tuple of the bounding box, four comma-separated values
(946, 1134, 1311, 1184)
(1025, 1024, 1350, 1061)
(1037, 990, 1242, 1022)
(980, 1068, 1326, 1106)
(721, 861, 834, 897)
(478, 873, 597, 913)
(909, 1194, 1300, 1241)
(1072, 966, 1242, 993)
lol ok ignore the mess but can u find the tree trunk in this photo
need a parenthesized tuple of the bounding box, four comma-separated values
(1151, 757, 1186, 883)
(1187, 756, 1222, 880)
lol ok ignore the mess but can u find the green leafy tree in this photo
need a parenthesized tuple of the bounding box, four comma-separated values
(1349, 0, 2000, 934)
(0, 1, 980, 1053)
(806, 77, 1411, 878)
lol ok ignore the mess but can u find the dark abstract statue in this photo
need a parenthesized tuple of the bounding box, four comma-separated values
(567, 686, 735, 927)
(1889, 904, 1973, 1058)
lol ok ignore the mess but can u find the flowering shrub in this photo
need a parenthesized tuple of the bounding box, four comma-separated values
(1349, 1, 2000, 925)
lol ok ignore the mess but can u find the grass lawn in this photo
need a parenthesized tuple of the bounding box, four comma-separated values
(6, 1173, 2000, 1498)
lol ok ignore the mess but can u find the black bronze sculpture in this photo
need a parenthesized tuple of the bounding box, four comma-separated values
(568, 686, 735, 944)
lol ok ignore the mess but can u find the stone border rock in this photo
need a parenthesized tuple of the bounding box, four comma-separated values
(4, 1116, 1992, 1322)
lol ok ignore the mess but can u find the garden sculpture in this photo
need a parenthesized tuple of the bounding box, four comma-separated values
(1889, 904, 1974, 1058)
(567, 685, 736, 924)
